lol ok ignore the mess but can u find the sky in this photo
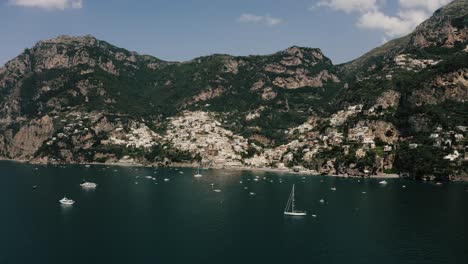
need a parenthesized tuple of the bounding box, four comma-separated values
(0, 0, 452, 66)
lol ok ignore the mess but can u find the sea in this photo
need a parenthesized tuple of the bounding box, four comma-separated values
(0, 160, 467, 264)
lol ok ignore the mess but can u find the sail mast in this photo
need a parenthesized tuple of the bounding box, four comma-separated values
(292, 184, 295, 212)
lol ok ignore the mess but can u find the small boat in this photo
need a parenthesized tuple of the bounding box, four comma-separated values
(239, 181, 243, 184)
(284, 184, 307, 216)
(164, 178, 170, 182)
(435, 182, 443, 186)
(194, 167, 203, 178)
(249, 192, 256, 196)
(319, 199, 325, 203)
(213, 189, 222, 193)
(210, 183, 215, 186)
(80, 182, 97, 188)
(59, 197, 75, 205)
(379, 180, 388, 185)
(402, 185, 406, 188)
(145, 176, 153, 179)
(312, 214, 317, 218)
(32, 185, 38, 189)
(85, 165, 91, 168)
(330, 187, 337, 191)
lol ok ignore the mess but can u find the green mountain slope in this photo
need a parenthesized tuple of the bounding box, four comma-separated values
(0, 0, 466, 180)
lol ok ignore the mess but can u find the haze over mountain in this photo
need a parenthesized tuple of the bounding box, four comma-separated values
(0, 0, 466, 180)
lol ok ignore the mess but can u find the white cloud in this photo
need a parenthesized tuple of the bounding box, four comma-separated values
(238, 13, 283, 26)
(315, 0, 379, 13)
(8, 0, 83, 10)
(358, 9, 428, 37)
(315, 0, 449, 39)
(399, 0, 451, 12)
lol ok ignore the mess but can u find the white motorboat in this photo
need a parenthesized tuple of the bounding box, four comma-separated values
(284, 184, 307, 216)
(59, 197, 75, 205)
(379, 180, 388, 185)
(330, 187, 337, 191)
(80, 182, 97, 188)
(213, 189, 222, 193)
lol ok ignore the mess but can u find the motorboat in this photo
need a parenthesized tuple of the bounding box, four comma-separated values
(59, 197, 75, 205)
(80, 182, 97, 188)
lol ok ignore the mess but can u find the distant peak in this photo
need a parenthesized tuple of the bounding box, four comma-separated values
(38, 34, 98, 46)
(280, 46, 326, 61)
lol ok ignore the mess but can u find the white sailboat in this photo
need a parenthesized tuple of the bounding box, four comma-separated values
(194, 166, 202, 178)
(284, 184, 307, 216)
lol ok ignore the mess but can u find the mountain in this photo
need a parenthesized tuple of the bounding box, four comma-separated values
(0, 0, 466, 180)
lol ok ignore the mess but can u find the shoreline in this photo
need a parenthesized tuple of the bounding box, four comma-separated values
(2, 157, 465, 181)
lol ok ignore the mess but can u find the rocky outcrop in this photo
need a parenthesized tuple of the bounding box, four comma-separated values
(273, 69, 340, 89)
(0, 115, 54, 159)
(189, 87, 225, 105)
(375, 90, 400, 109)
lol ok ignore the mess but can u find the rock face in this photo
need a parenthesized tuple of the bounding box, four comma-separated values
(0, 0, 466, 180)
(273, 69, 340, 89)
(0, 115, 54, 159)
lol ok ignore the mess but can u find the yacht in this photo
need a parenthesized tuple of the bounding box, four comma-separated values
(59, 197, 75, 205)
(80, 182, 97, 188)
(194, 167, 202, 178)
(284, 184, 307, 216)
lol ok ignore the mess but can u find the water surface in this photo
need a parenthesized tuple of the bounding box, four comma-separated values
(0, 161, 467, 264)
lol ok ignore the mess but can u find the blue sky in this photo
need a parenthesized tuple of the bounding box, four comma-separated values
(0, 0, 452, 66)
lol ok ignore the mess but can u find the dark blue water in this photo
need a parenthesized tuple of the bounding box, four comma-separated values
(0, 161, 467, 264)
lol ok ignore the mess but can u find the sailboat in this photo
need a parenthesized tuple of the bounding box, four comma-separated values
(194, 166, 202, 178)
(284, 184, 307, 216)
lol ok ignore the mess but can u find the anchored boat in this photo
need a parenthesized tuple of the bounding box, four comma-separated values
(59, 197, 75, 205)
(194, 166, 202, 178)
(284, 184, 307, 216)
